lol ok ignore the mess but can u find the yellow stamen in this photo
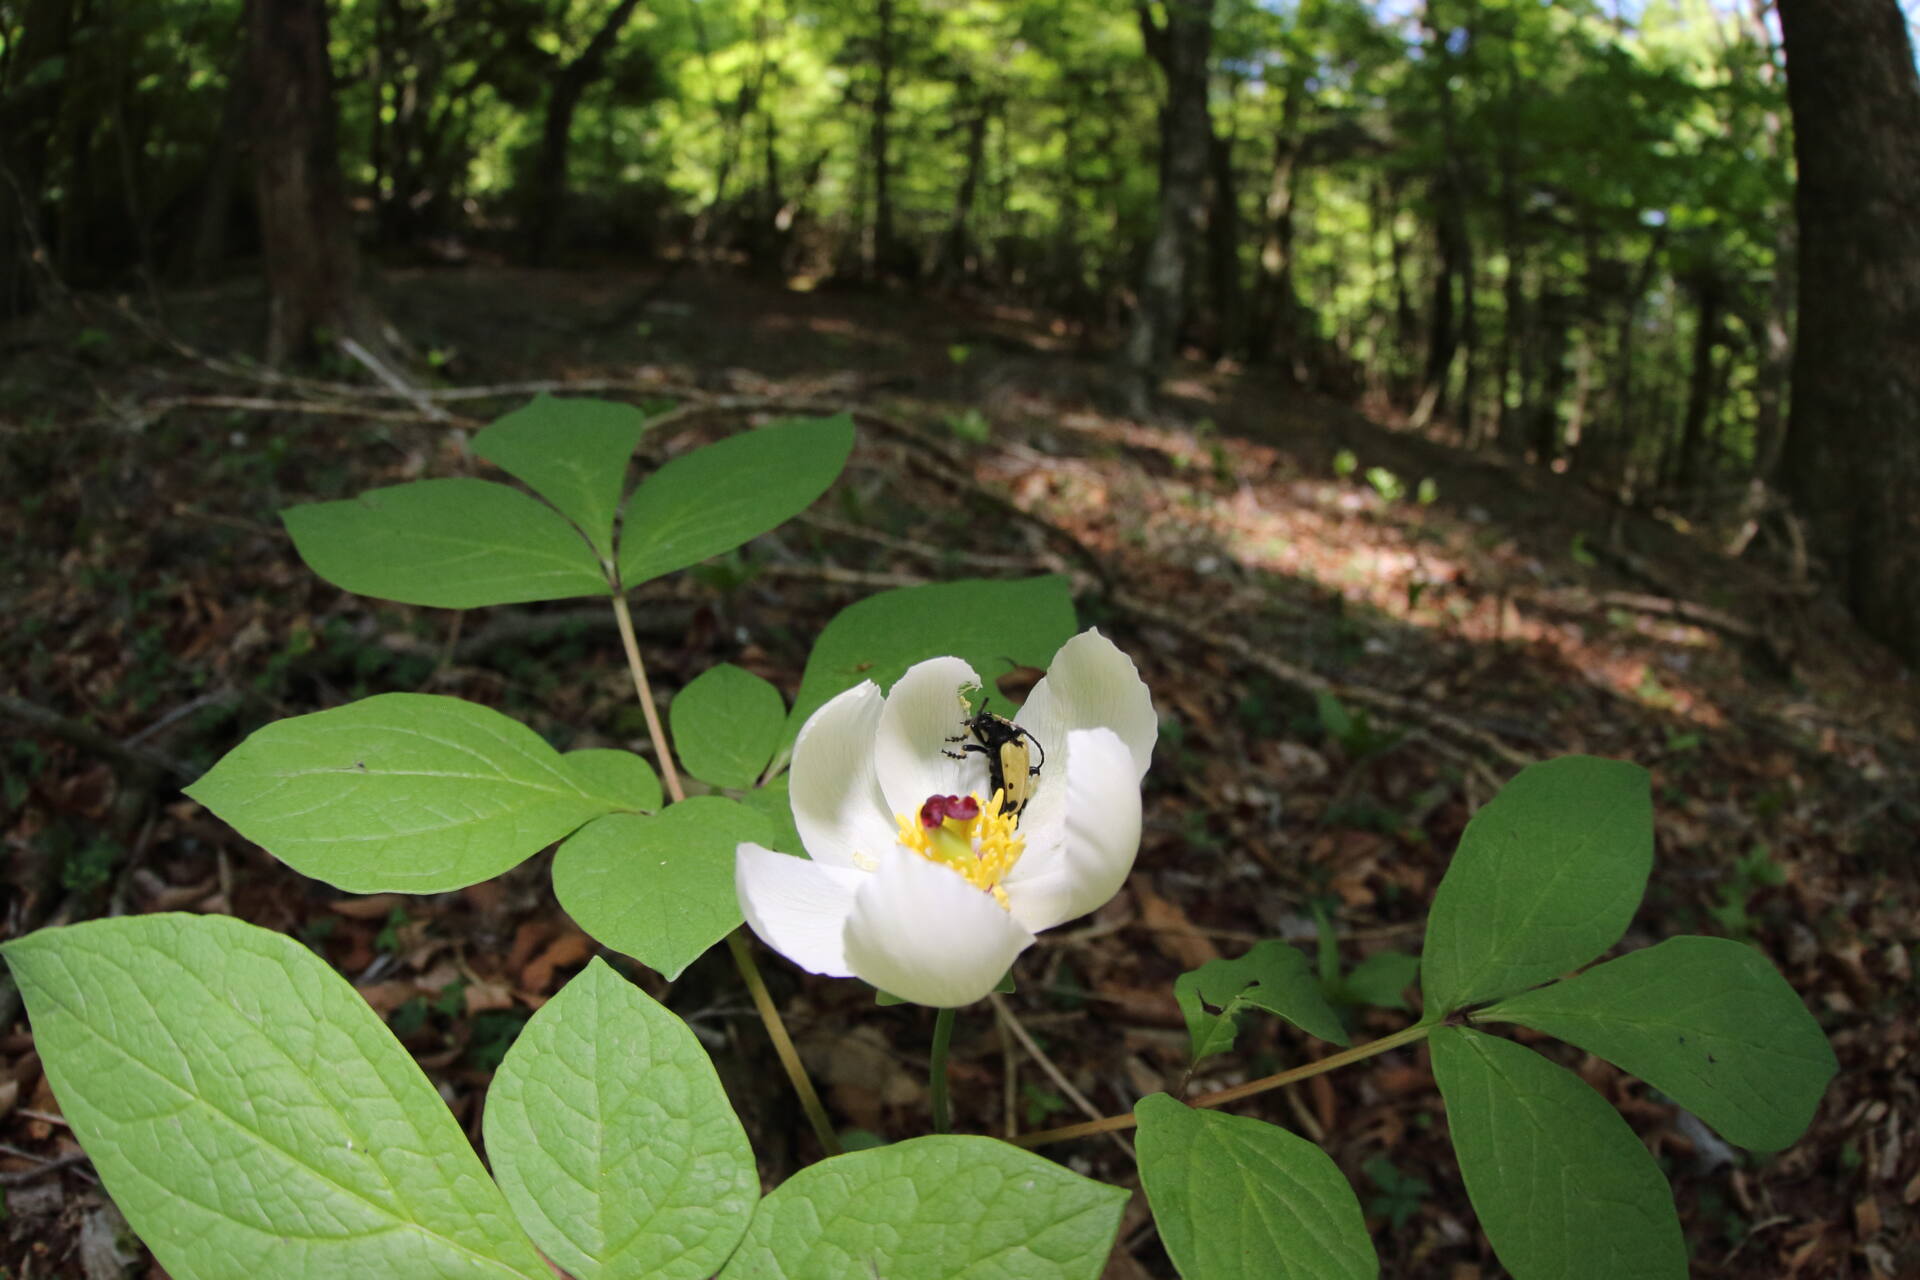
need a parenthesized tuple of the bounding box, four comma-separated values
(895, 789, 1026, 909)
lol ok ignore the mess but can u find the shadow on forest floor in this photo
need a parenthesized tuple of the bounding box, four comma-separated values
(2, 264, 1915, 1278)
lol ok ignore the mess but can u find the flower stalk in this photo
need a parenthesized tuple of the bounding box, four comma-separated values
(928, 1006, 957, 1133)
(609, 588, 840, 1156)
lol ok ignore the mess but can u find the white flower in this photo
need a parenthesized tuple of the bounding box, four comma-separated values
(735, 629, 1157, 1008)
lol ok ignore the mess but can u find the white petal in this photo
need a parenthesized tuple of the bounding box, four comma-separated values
(843, 846, 1034, 1008)
(790, 681, 898, 869)
(1016, 629, 1157, 782)
(1002, 728, 1141, 933)
(736, 843, 865, 977)
(874, 656, 982, 818)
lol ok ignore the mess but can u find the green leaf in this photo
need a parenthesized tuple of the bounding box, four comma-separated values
(187, 694, 622, 893)
(1422, 756, 1652, 1016)
(483, 958, 757, 1280)
(553, 797, 772, 979)
(717, 1135, 1126, 1279)
(740, 776, 806, 856)
(473, 395, 648, 559)
(618, 415, 854, 588)
(1135, 1094, 1377, 1280)
(1, 914, 546, 1280)
(283, 478, 607, 607)
(671, 663, 787, 789)
(561, 747, 664, 813)
(1334, 950, 1420, 1012)
(1175, 940, 1350, 1065)
(787, 576, 1078, 739)
(1481, 936, 1836, 1151)
(1430, 1027, 1685, 1279)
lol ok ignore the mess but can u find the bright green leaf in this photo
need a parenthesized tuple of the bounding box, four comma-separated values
(1135, 1094, 1377, 1280)
(740, 776, 806, 856)
(561, 747, 663, 813)
(1422, 756, 1652, 1016)
(553, 797, 772, 979)
(787, 576, 1077, 739)
(2, 914, 546, 1280)
(187, 694, 617, 893)
(717, 1135, 1126, 1279)
(618, 415, 854, 588)
(484, 958, 757, 1280)
(1336, 950, 1421, 1012)
(671, 664, 786, 789)
(1431, 1027, 1686, 1279)
(1175, 940, 1350, 1065)
(283, 478, 607, 607)
(1481, 936, 1836, 1151)
(473, 395, 648, 559)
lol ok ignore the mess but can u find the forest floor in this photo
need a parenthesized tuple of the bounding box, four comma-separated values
(2, 263, 1916, 1279)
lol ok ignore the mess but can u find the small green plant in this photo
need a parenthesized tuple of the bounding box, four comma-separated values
(945, 406, 991, 442)
(1, 397, 1835, 1280)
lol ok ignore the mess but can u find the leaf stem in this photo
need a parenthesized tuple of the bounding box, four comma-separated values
(607, 589, 839, 1156)
(929, 1006, 957, 1133)
(609, 591, 685, 805)
(726, 931, 843, 1156)
(1007, 1020, 1436, 1149)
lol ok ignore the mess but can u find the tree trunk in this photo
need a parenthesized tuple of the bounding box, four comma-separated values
(0, 0, 75, 316)
(1206, 107, 1241, 358)
(1776, 0, 1920, 663)
(524, 0, 644, 265)
(248, 0, 372, 365)
(862, 0, 899, 277)
(940, 85, 989, 281)
(1117, 0, 1217, 415)
(1673, 268, 1722, 503)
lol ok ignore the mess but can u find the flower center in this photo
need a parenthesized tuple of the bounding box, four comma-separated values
(895, 789, 1026, 908)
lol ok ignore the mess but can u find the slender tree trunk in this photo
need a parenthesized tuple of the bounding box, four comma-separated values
(1674, 269, 1722, 503)
(0, 0, 74, 315)
(1206, 99, 1242, 358)
(524, 0, 643, 265)
(862, 0, 898, 277)
(941, 84, 989, 281)
(248, 0, 373, 365)
(1117, 0, 1217, 415)
(1776, 0, 1920, 662)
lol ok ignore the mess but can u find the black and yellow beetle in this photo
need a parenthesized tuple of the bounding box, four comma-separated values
(945, 701, 1046, 818)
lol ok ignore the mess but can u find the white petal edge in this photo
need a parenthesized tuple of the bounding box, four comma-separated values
(736, 842, 865, 977)
(1002, 728, 1141, 933)
(874, 656, 982, 819)
(843, 846, 1034, 1008)
(1016, 630, 1157, 781)
(789, 681, 898, 869)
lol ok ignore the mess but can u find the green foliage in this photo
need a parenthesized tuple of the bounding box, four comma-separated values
(786, 576, 1078, 739)
(1174, 940, 1349, 1066)
(671, 663, 787, 789)
(1422, 756, 1653, 1015)
(1431, 1028, 1687, 1279)
(473, 395, 650, 560)
(617, 416, 855, 589)
(717, 1135, 1127, 1279)
(2, 915, 549, 1279)
(283, 477, 610, 607)
(1135, 1094, 1378, 1280)
(552, 797, 773, 979)
(484, 959, 758, 1280)
(187, 693, 642, 893)
(1482, 936, 1837, 1152)
(1361, 1156, 1430, 1232)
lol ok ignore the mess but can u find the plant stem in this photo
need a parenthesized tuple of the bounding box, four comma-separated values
(1007, 1020, 1436, 1149)
(929, 1007, 957, 1133)
(607, 588, 839, 1156)
(727, 931, 843, 1156)
(609, 591, 685, 804)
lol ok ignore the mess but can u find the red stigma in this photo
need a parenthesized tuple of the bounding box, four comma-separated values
(919, 794, 979, 828)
